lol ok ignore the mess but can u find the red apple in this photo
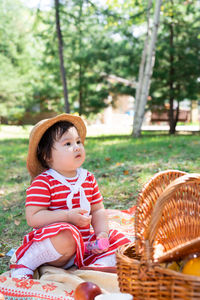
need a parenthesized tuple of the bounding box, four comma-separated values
(74, 281, 102, 300)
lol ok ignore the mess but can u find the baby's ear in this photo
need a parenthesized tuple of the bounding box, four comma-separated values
(43, 154, 51, 167)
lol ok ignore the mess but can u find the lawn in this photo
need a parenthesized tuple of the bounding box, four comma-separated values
(0, 125, 200, 274)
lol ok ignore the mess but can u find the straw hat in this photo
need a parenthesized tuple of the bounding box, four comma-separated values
(27, 113, 87, 180)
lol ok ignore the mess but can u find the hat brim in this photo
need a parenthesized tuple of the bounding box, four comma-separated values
(27, 114, 87, 180)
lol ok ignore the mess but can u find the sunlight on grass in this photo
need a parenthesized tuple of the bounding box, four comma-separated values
(87, 124, 132, 137)
(0, 125, 32, 139)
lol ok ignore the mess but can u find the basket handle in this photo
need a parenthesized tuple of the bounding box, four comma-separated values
(144, 173, 200, 258)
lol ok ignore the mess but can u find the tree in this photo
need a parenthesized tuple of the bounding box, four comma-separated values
(17, 0, 112, 117)
(132, 0, 152, 136)
(0, 0, 164, 122)
(54, 0, 70, 113)
(87, 0, 147, 110)
(149, 0, 199, 134)
(0, 0, 40, 121)
(55, 0, 111, 116)
(133, 0, 162, 137)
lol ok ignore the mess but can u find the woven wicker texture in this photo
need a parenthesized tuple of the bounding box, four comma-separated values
(135, 170, 186, 256)
(116, 171, 200, 299)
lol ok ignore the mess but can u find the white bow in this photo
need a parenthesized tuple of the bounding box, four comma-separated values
(46, 168, 91, 216)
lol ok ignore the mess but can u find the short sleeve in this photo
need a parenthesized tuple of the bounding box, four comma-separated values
(26, 174, 51, 207)
(89, 173, 103, 205)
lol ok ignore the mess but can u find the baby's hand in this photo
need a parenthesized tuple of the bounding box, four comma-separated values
(67, 208, 91, 227)
(91, 232, 109, 254)
(84, 238, 110, 255)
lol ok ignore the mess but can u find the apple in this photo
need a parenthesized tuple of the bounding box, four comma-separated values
(74, 281, 102, 300)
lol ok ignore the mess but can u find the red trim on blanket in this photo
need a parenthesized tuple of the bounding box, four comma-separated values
(0, 286, 73, 299)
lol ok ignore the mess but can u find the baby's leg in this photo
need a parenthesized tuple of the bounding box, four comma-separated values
(48, 230, 77, 267)
(11, 230, 76, 278)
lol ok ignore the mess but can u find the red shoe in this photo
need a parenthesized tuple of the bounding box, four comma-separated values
(10, 263, 33, 279)
(19, 274, 33, 280)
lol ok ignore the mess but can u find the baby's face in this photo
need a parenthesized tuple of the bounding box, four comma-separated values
(48, 126, 85, 177)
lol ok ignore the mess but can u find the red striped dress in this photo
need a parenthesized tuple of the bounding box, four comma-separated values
(14, 170, 130, 268)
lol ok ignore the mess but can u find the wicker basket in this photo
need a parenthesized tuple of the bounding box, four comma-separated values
(116, 170, 200, 299)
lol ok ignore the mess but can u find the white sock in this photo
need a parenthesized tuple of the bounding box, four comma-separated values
(11, 238, 62, 278)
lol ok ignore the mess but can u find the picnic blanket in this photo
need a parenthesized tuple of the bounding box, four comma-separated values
(0, 207, 136, 299)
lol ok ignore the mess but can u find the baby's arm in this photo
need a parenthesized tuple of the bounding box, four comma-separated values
(26, 206, 91, 229)
(91, 202, 109, 239)
(90, 202, 109, 254)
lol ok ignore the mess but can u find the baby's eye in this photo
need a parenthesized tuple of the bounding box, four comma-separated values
(65, 142, 71, 146)
(77, 140, 81, 144)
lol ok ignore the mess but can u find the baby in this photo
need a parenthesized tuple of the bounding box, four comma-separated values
(11, 114, 130, 278)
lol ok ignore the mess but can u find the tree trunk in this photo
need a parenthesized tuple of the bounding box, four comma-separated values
(55, 0, 70, 113)
(169, 24, 175, 135)
(78, 0, 83, 116)
(133, 0, 152, 128)
(168, 0, 177, 134)
(169, 103, 179, 134)
(133, 0, 162, 137)
(79, 65, 83, 115)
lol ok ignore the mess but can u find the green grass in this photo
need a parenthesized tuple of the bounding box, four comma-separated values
(0, 125, 200, 274)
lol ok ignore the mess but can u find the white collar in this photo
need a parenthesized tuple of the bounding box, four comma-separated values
(46, 168, 90, 215)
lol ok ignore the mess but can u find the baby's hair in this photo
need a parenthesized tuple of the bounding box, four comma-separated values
(37, 121, 75, 169)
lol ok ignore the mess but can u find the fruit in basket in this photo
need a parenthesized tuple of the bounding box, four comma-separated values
(182, 257, 200, 276)
(166, 261, 180, 272)
(74, 281, 102, 300)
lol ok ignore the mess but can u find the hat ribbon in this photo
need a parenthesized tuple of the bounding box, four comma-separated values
(46, 168, 90, 215)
